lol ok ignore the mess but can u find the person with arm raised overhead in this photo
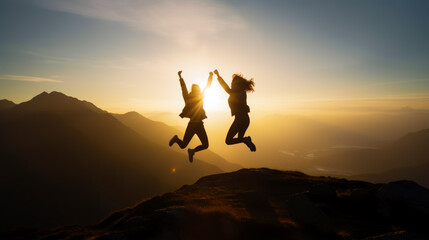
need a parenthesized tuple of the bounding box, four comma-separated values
(169, 70, 213, 162)
(214, 69, 256, 151)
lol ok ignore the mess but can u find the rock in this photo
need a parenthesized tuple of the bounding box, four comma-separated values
(286, 193, 333, 233)
(377, 180, 429, 218)
(350, 187, 374, 202)
(307, 183, 337, 200)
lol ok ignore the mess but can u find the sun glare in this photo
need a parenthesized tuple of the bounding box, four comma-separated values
(204, 85, 226, 111)
(192, 74, 229, 112)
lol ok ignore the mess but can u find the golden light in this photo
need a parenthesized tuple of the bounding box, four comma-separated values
(191, 74, 229, 112)
(172, 168, 176, 173)
(204, 84, 227, 111)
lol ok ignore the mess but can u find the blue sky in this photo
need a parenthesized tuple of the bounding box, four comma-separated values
(1, 0, 428, 113)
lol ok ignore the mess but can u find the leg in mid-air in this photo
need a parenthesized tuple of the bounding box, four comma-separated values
(225, 114, 250, 144)
(225, 117, 244, 145)
(225, 114, 256, 151)
(169, 122, 196, 149)
(187, 122, 209, 163)
(237, 116, 256, 151)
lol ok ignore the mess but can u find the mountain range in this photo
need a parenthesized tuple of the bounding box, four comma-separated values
(313, 128, 429, 187)
(205, 113, 429, 188)
(1, 91, 428, 232)
(0, 91, 231, 230)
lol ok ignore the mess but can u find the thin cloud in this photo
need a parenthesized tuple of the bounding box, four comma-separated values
(35, 0, 246, 45)
(26, 50, 157, 70)
(0, 75, 62, 83)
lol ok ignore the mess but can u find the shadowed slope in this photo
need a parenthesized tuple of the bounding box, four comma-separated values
(315, 128, 429, 187)
(0, 92, 222, 230)
(5, 168, 428, 240)
(114, 111, 242, 172)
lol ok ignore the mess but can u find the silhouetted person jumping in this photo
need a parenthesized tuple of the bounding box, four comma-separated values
(169, 70, 213, 162)
(214, 69, 256, 151)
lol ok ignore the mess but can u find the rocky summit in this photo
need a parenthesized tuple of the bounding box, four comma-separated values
(3, 168, 429, 240)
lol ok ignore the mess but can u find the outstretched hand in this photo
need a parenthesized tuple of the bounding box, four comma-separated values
(213, 69, 219, 76)
(178, 70, 182, 78)
(209, 72, 213, 76)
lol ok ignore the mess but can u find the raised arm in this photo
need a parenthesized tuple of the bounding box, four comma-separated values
(214, 69, 231, 94)
(178, 70, 188, 100)
(202, 72, 213, 95)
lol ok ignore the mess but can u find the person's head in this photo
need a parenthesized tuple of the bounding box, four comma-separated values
(190, 84, 202, 96)
(231, 73, 255, 92)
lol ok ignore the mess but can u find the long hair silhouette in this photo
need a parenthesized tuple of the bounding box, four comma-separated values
(169, 70, 213, 162)
(214, 69, 256, 151)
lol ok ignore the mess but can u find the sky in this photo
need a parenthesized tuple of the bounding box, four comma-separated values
(0, 0, 428, 114)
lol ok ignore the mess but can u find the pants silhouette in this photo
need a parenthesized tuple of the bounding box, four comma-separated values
(172, 122, 209, 152)
(226, 114, 249, 145)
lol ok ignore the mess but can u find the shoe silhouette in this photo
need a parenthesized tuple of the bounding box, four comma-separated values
(188, 148, 195, 163)
(244, 136, 256, 152)
(169, 135, 178, 147)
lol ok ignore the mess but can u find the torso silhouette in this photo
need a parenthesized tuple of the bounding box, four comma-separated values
(180, 92, 207, 122)
(228, 90, 250, 116)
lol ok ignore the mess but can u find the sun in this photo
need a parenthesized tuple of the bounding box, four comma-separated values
(194, 74, 228, 111)
(190, 72, 229, 112)
(203, 83, 227, 111)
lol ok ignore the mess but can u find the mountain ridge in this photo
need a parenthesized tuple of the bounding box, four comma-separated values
(113, 111, 242, 172)
(0, 99, 16, 110)
(3, 168, 428, 240)
(14, 91, 105, 114)
(314, 128, 429, 187)
(0, 91, 223, 231)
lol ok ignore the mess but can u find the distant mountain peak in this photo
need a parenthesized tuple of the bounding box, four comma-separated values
(397, 106, 429, 113)
(17, 91, 104, 113)
(0, 99, 16, 110)
(123, 111, 142, 117)
(120, 111, 153, 122)
(31, 91, 71, 101)
(398, 128, 429, 142)
(48, 91, 65, 97)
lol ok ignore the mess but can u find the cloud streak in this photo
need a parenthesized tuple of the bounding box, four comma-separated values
(0, 75, 61, 83)
(36, 0, 246, 45)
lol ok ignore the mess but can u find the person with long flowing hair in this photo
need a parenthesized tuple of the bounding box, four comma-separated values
(214, 69, 256, 151)
(169, 70, 213, 162)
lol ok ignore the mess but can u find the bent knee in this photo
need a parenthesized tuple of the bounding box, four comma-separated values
(178, 143, 188, 149)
